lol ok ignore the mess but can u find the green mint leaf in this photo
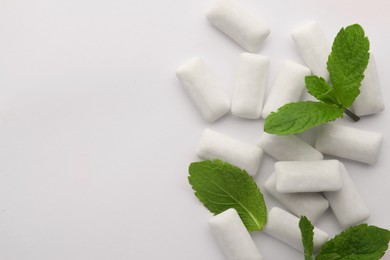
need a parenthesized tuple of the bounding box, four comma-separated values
(316, 224, 390, 260)
(264, 101, 344, 135)
(299, 216, 314, 260)
(327, 24, 370, 107)
(305, 75, 340, 105)
(188, 160, 267, 232)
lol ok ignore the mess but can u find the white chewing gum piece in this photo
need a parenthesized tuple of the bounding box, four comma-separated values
(264, 207, 329, 252)
(352, 55, 385, 116)
(258, 132, 323, 161)
(324, 163, 370, 228)
(176, 57, 230, 122)
(315, 123, 383, 165)
(261, 60, 311, 119)
(206, 0, 270, 52)
(231, 53, 269, 119)
(291, 21, 330, 80)
(209, 209, 263, 260)
(264, 173, 329, 223)
(275, 160, 343, 193)
(196, 129, 263, 176)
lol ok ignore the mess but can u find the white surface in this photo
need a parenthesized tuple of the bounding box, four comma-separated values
(0, 0, 389, 260)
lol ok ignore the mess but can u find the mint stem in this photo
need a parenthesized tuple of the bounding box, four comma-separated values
(344, 109, 360, 121)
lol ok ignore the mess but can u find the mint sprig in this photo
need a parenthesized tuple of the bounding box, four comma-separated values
(316, 224, 390, 260)
(299, 216, 314, 260)
(188, 160, 267, 232)
(264, 24, 370, 135)
(299, 221, 390, 260)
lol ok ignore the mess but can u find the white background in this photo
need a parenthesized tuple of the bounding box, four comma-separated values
(0, 0, 389, 259)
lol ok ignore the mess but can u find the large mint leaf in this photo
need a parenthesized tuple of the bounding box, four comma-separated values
(327, 24, 370, 107)
(264, 101, 344, 135)
(188, 160, 267, 232)
(316, 224, 390, 260)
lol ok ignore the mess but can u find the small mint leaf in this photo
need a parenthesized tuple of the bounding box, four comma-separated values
(305, 75, 340, 105)
(327, 24, 370, 107)
(264, 101, 344, 135)
(299, 216, 314, 260)
(316, 224, 390, 260)
(188, 160, 267, 232)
